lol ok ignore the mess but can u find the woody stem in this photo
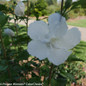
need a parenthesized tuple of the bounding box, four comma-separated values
(48, 64, 54, 86)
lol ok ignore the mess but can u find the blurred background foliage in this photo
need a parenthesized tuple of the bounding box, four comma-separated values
(0, 0, 86, 19)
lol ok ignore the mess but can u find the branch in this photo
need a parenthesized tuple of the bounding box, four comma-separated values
(48, 64, 54, 86)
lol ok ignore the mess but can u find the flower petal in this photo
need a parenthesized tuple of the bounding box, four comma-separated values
(27, 40, 49, 60)
(48, 13, 62, 24)
(48, 13, 68, 38)
(55, 27, 81, 50)
(28, 21, 49, 41)
(48, 48, 72, 65)
(18, 1, 25, 10)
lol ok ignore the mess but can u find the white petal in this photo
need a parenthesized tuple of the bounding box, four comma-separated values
(55, 27, 81, 50)
(48, 13, 62, 24)
(48, 13, 68, 38)
(48, 48, 72, 65)
(28, 21, 49, 41)
(14, 1, 25, 16)
(4, 28, 15, 37)
(27, 40, 49, 60)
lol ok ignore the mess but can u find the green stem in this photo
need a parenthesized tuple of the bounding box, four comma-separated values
(48, 64, 54, 86)
(0, 29, 6, 58)
(26, 0, 29, 29)
(14, 17, 18, 36)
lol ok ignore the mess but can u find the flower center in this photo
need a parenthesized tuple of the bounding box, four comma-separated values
(46, 38, 58, 48)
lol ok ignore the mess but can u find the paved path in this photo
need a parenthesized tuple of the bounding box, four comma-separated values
(10, 20, 86, 41)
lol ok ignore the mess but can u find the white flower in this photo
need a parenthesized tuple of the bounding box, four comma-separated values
(4, 28, 15, 37)
(27, 13, 81, 65)
(14, 1, 25, 17)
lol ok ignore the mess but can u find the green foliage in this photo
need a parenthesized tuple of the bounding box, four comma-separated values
(67, 55, 84, 62)
(28, 0, 48, 20)
(65, 0, 72, 11)
(25, 0, 58, 17)
(77, 0, 86, 8)
(0, 65, 8, 71)
(73, 41, 86, 61)
(62, 0, 86, 19)
(0, 4, 8, 13)
(45, 0, 57, 5)
(0, 12, 8, 27)
(58, 62, 85, 85)
(60, 0, 85, 19)
(40, 65, 50, 76)
(46, 5, 57, 14)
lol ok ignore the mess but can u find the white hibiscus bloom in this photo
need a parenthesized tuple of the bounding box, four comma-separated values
(4, 28, 15, 37)
(27, 13, 81, 65)
(14, 1, 25, 17)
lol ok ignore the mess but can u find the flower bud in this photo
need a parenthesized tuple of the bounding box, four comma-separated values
(14, 1, 25, 17)
(4, 28, 15, 37)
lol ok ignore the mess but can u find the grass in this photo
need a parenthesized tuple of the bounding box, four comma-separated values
(67, 19, 86, 28)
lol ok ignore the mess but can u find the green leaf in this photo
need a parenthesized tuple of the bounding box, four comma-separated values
(65, 0, 72, 10)
(0, 65, 8, 71)
(4, 36, 10, 47)
(67, 55, 84, 62)
(71, 2, 79, 10)
(47, 77, 66, 86)
(56, 78, 67, 86)
(78, 0, 86, 8)
(0, 12, 8, 27)
(60, 71, 76, 82)
(17, 50, 29, 60)
(0, 4, 8, 13)
(28, 76, 41, 83)
(40, 65, 49, 76)
(51, 78, 60, 86)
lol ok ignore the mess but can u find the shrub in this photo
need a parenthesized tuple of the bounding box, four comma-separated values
(46, 5, 57, 14)
(68, 10, 79, 19)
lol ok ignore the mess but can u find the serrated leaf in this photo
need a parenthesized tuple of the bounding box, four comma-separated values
(0, 65, 8, 71)
(67, 55, 84, 62)
(60, 71, 76, 82)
